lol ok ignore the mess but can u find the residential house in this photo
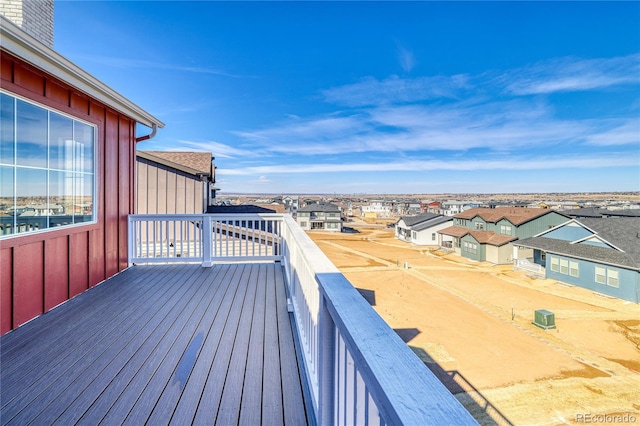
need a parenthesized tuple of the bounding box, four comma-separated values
(513, 218, 640, 303)
(0, 11, 164, 333)
(282, 194, 299, 213)
(361, 199, 392, 218)
(296, 202, 342, 232)
(440, 200, 472, 216)
(395, 213, 453, 246)
(439, 207, 570, 264)
(425, 200, 441, 214)
(136, 150, 216, 214)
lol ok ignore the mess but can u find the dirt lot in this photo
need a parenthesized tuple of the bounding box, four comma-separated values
(308, 223, 640, 426)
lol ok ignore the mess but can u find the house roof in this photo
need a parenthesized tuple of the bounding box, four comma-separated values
(515, 218, 640, 270)
(400, 213, 441, 227)
(455, 207, 561, 225)
(207, 204, 285, 214)
(138, 151, 213, 176)
(438, 226, 517, 246)
(412, 216, 453, 232)
(298, 203, 341, 213)
(0, 15, 164, 129)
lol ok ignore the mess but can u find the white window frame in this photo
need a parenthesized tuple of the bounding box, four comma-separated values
(0, 91, 97, 239)
(550, 256, 559, 272)
(595, 266, 606, 284)
(569, 261, 579, 277)
(559, 259, 569, 275)
(607, 269, 619, 288)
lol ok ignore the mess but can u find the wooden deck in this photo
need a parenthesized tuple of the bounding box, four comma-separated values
(0, 263, 308, 425)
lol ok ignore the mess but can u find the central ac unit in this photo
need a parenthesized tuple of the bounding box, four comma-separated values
(533, 309, 556, 330)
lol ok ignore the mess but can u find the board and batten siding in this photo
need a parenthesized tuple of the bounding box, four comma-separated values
(136, 158, 205, 214)
(0, 51, 137, 334)
(515, 211, 569, 239)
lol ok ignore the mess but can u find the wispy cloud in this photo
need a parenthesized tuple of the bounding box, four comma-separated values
(397, 45, 416, 73)
(77, 55, 247, 78)
(502, 54, 640, 95)
(218, 152, 638, 176)
(321, 74, 471, 107)
(175, 140, 260, 158)
(229, 100, 625, 156)
(230, 54, 639, 160)
(583, 119, 640, 146)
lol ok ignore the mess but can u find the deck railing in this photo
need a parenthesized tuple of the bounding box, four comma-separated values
(127, 213, 476, 425)
(514, 258, 545, 276)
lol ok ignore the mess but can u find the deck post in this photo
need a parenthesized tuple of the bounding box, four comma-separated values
(317, 293, 335, 426)
(127, 215, 134, 266)
(202, 214, 213, 267)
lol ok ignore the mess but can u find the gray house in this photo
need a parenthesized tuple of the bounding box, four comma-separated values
(513, 218, 640, 303)
(296, 203, 342, 232)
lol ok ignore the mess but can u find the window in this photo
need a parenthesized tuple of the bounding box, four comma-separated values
(540, 252, 546, 262)
(607, 269, 619, 288)
(463, 241, 478, 254)
(300, 221, 307, 228)
(474, 222, 484, 230)
(412, 231, 417, 239)
(560, 259, 569, 274)
(0, 92, 96, 237)
(569, 261, 579, 277)
(500, 224, 512, 235)
(550, 257, 559, 272)
(432, 232, 436, 241)
(595, 266, 606, 284)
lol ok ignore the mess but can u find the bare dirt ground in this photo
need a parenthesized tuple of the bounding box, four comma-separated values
(308, 221, 640, 426)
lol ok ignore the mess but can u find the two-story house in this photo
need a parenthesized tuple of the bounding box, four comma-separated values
(439, 207, 570, 264)
(296, 203, 342, 232)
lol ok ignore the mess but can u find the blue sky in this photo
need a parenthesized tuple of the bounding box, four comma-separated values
(55, 1, 640, 194)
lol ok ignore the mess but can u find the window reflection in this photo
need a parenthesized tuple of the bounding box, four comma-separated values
(0, 92, 96, 237)
(16, 100, 48, 168)
(0, 93, 15, 165)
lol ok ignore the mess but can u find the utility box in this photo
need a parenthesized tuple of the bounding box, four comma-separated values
(533, 309, 556, 330)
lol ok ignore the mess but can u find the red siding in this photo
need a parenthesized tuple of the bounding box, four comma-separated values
(13, 243, 44, 327)
(44, 236, 69, 310)
(0, 51, 139, 334)
(0, 248, 12, 334)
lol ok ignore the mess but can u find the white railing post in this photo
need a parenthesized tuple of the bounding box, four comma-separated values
(317, 293, 335, 426)
(127, 215, 134, 266)
(202, 214, 213, 267)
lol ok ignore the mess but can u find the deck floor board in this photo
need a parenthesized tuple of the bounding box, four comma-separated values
(0, 264, 308, 426)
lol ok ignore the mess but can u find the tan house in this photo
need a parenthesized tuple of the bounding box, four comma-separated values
(136, 151, 216, 214)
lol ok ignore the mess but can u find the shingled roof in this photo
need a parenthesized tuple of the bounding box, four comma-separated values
(515, 217, 640, 270)
(138, 151, 213, 176)
(399, 213, 441, 227)
(455, 207, 561, 225)
(439, 226, 517, 246)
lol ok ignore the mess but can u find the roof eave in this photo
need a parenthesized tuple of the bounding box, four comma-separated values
(0, 16, 165, 129)
(137, 151, 207, 177)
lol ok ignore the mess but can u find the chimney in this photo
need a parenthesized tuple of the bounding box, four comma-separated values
(0, 0, 54, 48)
